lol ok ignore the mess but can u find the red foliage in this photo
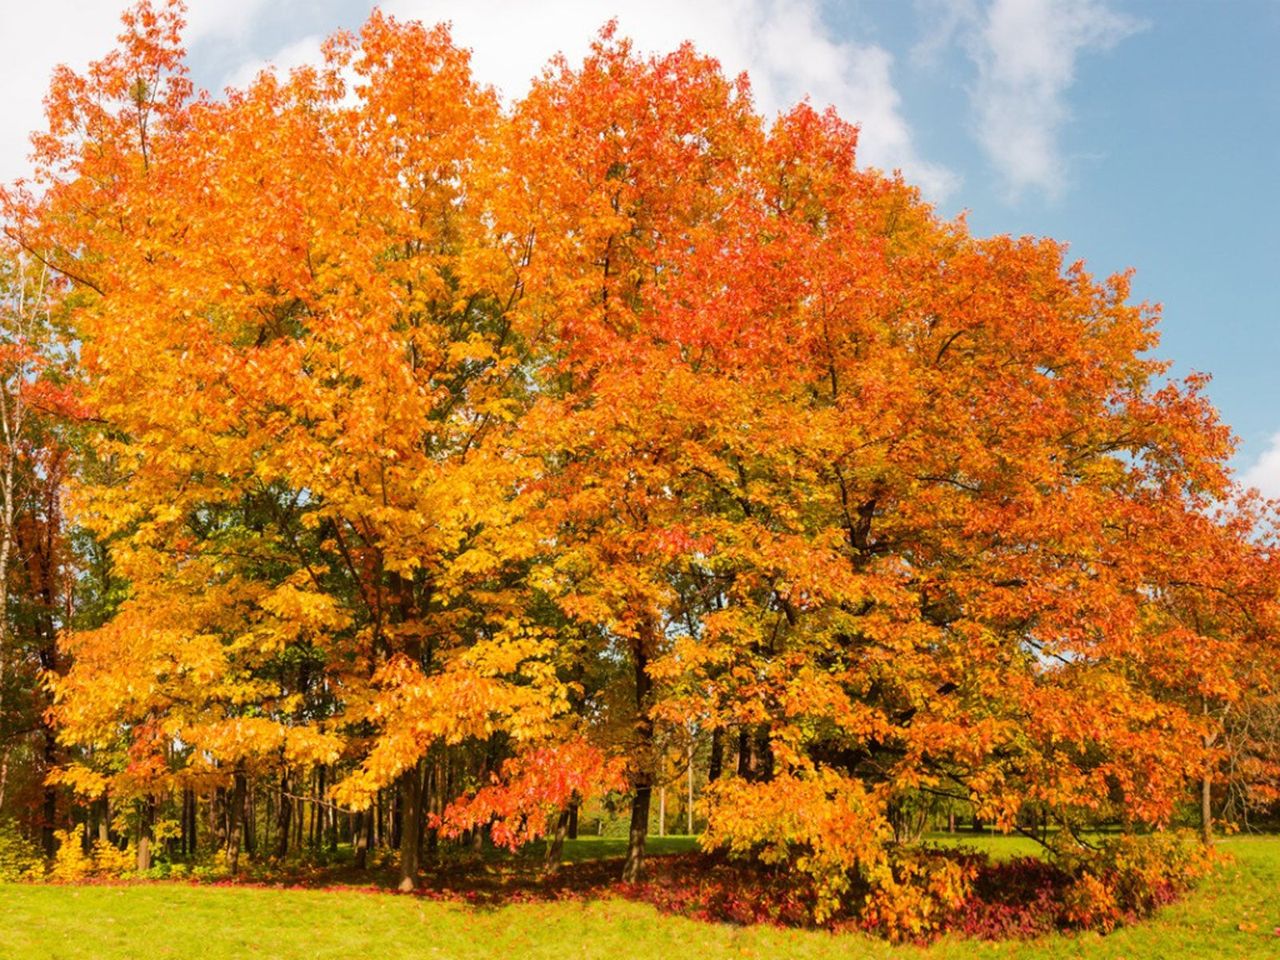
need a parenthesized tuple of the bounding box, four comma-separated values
(434, 740, 627, 849)
(950, 857, 1070, 939)
(617, 853, 819, 927)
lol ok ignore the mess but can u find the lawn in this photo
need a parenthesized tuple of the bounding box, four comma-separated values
(1, 836, 1277, 959)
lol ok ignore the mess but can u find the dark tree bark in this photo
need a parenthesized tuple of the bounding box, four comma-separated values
(1201, 713, 1216, 847)
(180, 788, 196, 856)
(622, 781, 652, 882)
(1201, 775, 1214, 846)
(276, 770, 292, 858)
(245, 781, 257, 856)
(391, 781, 402, 851)
(294, 795, 303, 850)
(544, 807, 571, 875)
(212, 785, 228, 851)
(397, 760, 424, 891)
(354, 810, 369, 870)
(425, 757, 439, 860)
(226, 764, 247, 874)
(753, 725, 774, 781)
(136, 796, 155, 871)
(736, 727, 752, 779)
(708, 727, 724, 782)
(308, 770, 318, 849)
(39, 740, 59, 859)
(622, 623, 656, 883)
(314, 765, 327, 850)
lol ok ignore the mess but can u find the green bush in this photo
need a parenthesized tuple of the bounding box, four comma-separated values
(0, 821, 42, 881)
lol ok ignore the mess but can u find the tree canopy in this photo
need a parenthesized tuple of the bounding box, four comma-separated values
(1, 0, 1277, 939)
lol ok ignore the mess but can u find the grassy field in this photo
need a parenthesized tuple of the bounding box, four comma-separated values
(1, 835, 1277, 959)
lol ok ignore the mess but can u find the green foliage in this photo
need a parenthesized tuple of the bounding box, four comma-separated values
(0, 821, 40, 881)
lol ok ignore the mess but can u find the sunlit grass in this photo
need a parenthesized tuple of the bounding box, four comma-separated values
(1, 835, 1277, 958)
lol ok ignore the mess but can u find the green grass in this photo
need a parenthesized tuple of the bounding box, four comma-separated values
(1, 836, 1277, 959)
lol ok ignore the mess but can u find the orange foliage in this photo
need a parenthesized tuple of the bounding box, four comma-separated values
(8, 1, 1278, 931)
(436, 740, 626, 850)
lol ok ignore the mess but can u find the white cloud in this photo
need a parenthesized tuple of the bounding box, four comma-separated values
(182, 1, 270, 44)
(0, 0, 274, 186)
(911, 0, 978, 68)
(1241, 433, 1280, 501)
(222, 34, 325, 92)
(967, 0, 1143, 200)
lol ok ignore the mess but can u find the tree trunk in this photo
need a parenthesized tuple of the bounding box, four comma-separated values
(0, 748, 9, 820)
(622, 627, 655, 882)
(314, 765, 326, 850)
(708, 727, 724, 782)
(294, 795, 303, 851)
(753, 725, 774, 781)
(354, 810, 369, 870)
(736, 728, 752, 779)
(1201, 774, 1214, 846)
(40, 744, 58, 860)
(276, 770, 291, 858)
(97, 793, 112, 846)
(38, 644, 61, 860)
(622, 781, 651, 882)
(226, 765, 247, 874)
(213, 786, 227, 851)
(544, 807, 571, 875)
(687, 744, 695, 834)
(425, 754, 442, 861)
(391, 781, 402, 851)
(180, 788, 195, 856)
(308, 770, 317, 849)
(136, 796, 155, 872)
(568, 801, 579, 840)
(397, 760, 424, 891)
(1200, 709, 1217, 847)
(245, 781, 257, 856)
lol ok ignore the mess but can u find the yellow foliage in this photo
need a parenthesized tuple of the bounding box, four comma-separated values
(48, 825, 139, 882)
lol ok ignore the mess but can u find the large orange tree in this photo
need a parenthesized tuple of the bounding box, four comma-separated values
(7, 0, 1275, 929)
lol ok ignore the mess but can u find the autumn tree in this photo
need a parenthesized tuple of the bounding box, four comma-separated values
(0, 249, 82, 861)
(11, 2, 575, 886)
(5, 1, 1276, 933)
(490, 27, 768, 881)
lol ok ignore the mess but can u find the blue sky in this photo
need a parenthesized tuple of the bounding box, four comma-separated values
(2, 1, 1277, 490)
